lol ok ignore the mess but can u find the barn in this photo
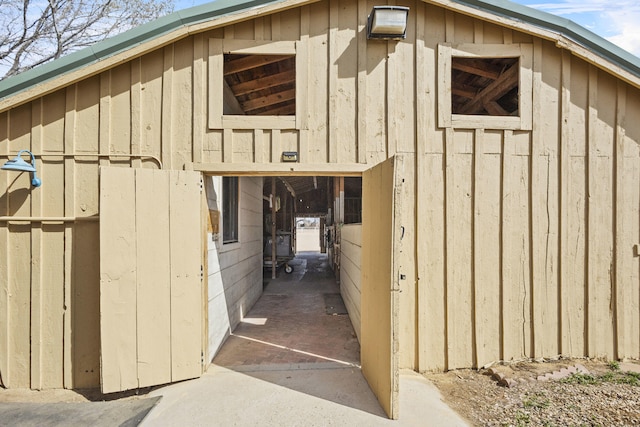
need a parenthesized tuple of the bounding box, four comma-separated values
(1, 0, 639, 418)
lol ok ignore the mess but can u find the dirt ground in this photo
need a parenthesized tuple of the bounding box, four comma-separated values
(424, 358, 640, 426)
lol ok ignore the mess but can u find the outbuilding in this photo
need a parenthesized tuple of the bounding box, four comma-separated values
(1, 0, 639, 418)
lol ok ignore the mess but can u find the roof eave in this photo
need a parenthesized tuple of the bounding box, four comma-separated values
(0, 0, 319, 112)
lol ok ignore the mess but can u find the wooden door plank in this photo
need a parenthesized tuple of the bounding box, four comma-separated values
(169, 171, 202, 382)
(100, 167, 138, 393)
(136, 169, 172, 388)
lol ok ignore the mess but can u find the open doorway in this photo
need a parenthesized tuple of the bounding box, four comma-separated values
(210, 174, 363, 366)
(203, 158, 401, 419)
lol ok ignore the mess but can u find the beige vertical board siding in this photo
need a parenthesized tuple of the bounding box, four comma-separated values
(473, 130, 502, 367)
(388, 1, 417, 369)
(588, 67, 616, 358)
(308, 1, 329, 162)
(171, 38, 194, 169)
(63, 86, 76, 389)
(131, 59, 143, 169)
(233, 131, 255, 163)
(6, 104, 32, 388)
(169, 170, 202, 382)
(334, 0, 357, 163)
(617, 85, 640, 358)
(162, 45, 174, 170)
(29, 99, 44, 390)
(531, 40, 561, 358)
(417, 3, 447, 372)
(0, 111, 7, 388)
(446, 130, 474, 369)
(72, 78, 101, 389)
(136, 170, 172, 388)
(340, 224, 362, 341)
(501, 130, 532, 361)
(356, 0, 367, 164)
(140, 50, 164, 161)
(40, 93, 66, 388)
(361, 156, 400, 419)
(110, 64, 132, 159)
(364, 0, 388, 164)
(100, 167, 138, 393)
(559, 52, 585, 356)
(193, 34, 206, 165)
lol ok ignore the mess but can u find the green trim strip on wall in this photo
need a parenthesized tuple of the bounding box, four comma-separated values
(1, 0, 639, 103)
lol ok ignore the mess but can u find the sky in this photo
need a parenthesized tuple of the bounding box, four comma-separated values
(174, 0, 640, 58)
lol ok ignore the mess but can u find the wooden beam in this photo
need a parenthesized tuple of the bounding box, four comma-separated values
(242, 88, 295, 112)
(223, 55, 292, 75)
(458, 63, 519, 115)
(452, 59, 501, 79)
(230, 69, 296, 96)
(483, 101, 509, 116)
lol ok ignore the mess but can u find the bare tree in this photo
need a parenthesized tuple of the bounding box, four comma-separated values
(0, 0, 174, 79)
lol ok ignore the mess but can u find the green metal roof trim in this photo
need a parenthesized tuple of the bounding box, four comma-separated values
(452, 0, 640, 76)
(1, 0, 640, 103)
(0, 0, 287, 101)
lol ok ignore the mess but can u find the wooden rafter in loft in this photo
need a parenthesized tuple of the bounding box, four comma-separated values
(224, 53, 296, 116)
(452, 57, 519, 116)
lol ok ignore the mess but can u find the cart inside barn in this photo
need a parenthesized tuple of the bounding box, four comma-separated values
(263, 231, 295, 273)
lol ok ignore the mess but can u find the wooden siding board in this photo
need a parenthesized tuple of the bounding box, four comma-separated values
(60, 85, 77, 388)
(501, 130, 532, 361)
(418, 153, 447, 371)
(169, 171, 202, 382)
(29, 100, 44, 389)
(531, 39, 561, 358)
(100, 167, 138, 393)
(473, 130, 502, 367)
(110, 64, 132, 159)
(446, 131, 474, 369)
(136, 170, 172, 387)
(307, 4, 329, 162)
(587, 66, 615, 358)
(171, 38, 194, 169)
(340, 224, 362, 341)
(0, 112, 8, 387)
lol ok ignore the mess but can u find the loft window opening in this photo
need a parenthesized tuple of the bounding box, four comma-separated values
(223, 54, 296, 116)
(451, 57, 519, 116)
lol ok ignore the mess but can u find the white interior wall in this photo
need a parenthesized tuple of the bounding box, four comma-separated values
(205, 176, 264, 361)
(340, 224, 362, 341)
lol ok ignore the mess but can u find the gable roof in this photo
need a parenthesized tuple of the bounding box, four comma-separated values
(0, 0, 639, 112)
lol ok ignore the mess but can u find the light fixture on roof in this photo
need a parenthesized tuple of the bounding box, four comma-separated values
(2, 150, 42, 187)
(367, 6, 409, 40)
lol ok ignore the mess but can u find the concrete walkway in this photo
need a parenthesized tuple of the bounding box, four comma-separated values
(141, 365, 469, 426)
(142, 251, 470, 426)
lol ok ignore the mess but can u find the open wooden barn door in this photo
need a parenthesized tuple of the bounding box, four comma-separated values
(99, 167, 203, 393)
(360, 156, 403, 419)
